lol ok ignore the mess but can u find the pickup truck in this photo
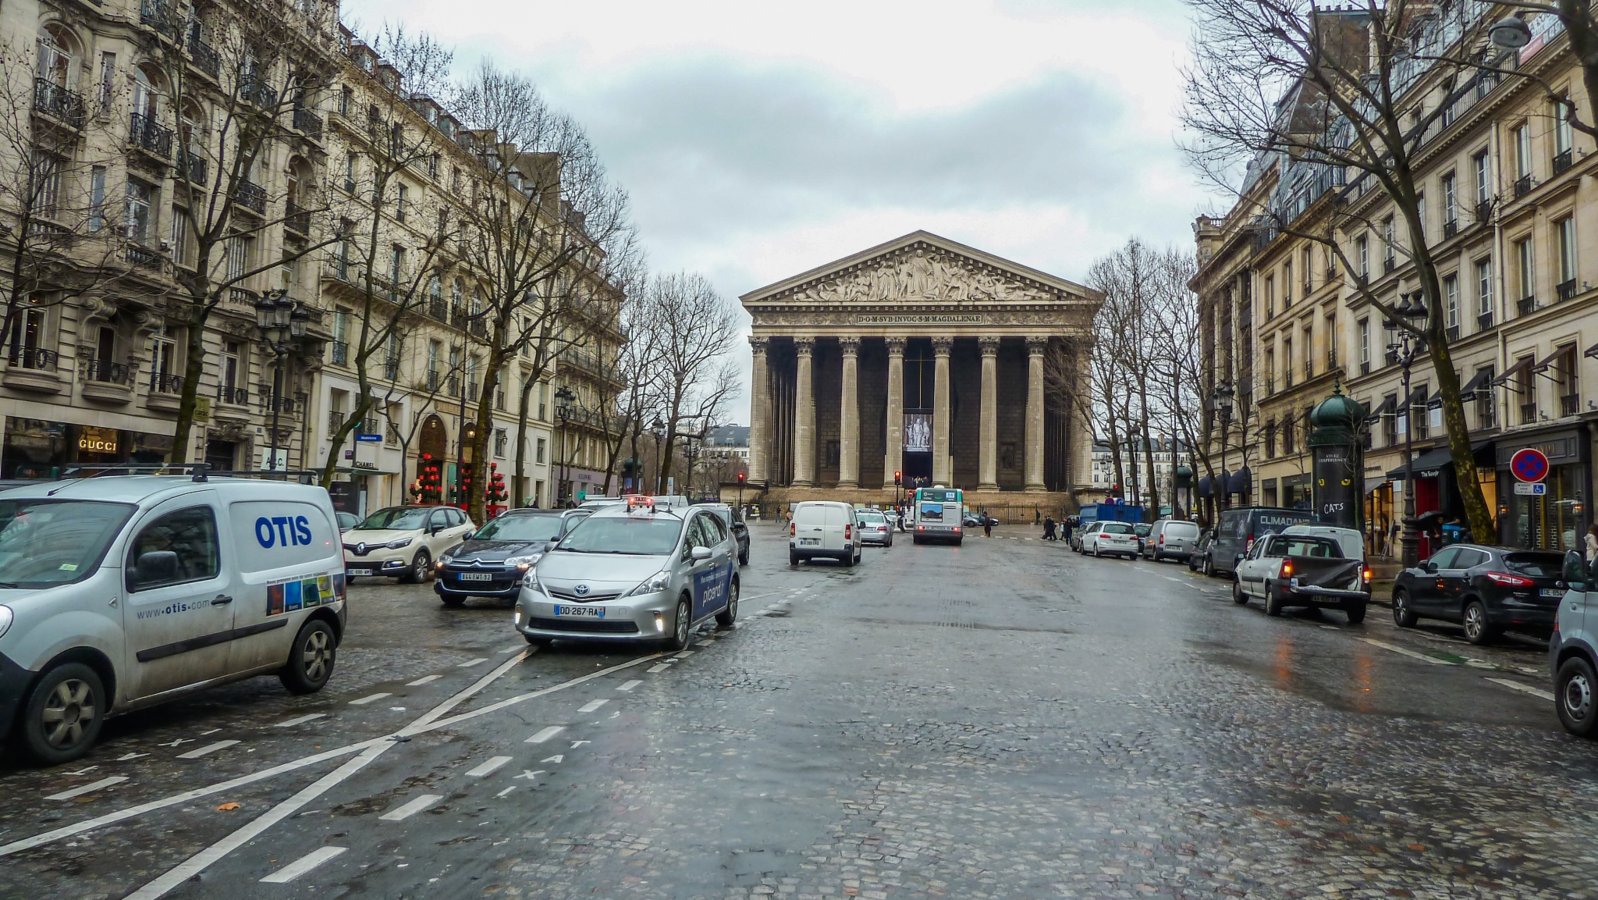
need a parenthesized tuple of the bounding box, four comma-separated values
(1231, 531, 1372, 623)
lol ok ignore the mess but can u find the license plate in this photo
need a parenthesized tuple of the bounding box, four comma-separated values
(348, 568, 372, 577)
(1542, 588, 1564, 598)
(800, 538, 820, 546)
(459, 572, 493, 582)
(1290, 577, 1300, 588)
(554, 605, 605, 618)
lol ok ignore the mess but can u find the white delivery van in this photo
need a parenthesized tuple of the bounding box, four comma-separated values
(0, 473, 347, 764)
(789, 501, 862, 567)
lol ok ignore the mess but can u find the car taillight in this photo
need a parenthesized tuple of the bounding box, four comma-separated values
(844, 524, 852, 540)
(1279, 559, 1294, 579)
(1362, 566, 1372, 583)
(1246, 535, 1255, 552)
(789, 523, 795, 537)
(1485, 571, 1535, 587)
(1158, 534, 1165, 545)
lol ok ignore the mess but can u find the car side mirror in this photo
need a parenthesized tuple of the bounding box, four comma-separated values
(690, 546, 713, 561)
(461, 531, 475, 542)
(1564, 550, 1588, 592)
(1422, 561, 1437, 574)
(130, 550, 178, 589)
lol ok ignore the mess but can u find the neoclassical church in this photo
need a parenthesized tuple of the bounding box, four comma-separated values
(741, 231, 1103, 511)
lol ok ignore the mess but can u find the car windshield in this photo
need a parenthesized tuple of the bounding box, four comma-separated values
(357, 507, 428, 531)
(1503, 552, 1564, 578)
(1134, 524, 1151, 536)
(859, 512, 886, 524)
(1100, 523, 1133, 534)
(0, 499, 136, 587)
(473, 514, 564, 542)
(557, 515, 683, 555)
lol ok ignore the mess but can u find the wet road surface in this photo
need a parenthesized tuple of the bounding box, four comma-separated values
(2, 524, 1597, 897)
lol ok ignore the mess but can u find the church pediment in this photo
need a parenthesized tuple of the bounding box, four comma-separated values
(741, 230, 1099, 308)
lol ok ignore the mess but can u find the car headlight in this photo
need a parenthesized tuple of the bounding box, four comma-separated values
(505, 554, 541, 569)
(624, 569, 672, 597)
(438, 553, 453, 567)
(523, 568, 544, 592)
(0, 605, 11, 640)
(387, 537, 414, 550)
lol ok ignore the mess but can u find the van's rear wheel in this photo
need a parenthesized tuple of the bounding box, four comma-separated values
(19, 663, 105, 765)
(279, 619, 337, 695)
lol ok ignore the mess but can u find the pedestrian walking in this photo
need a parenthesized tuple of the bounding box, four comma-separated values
(1042, 516, 1056, 541)
(982, 511, 993, 538)
(1585, 523, 1598, 564)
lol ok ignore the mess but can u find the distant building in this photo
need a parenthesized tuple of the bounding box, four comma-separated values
(704, 424, 750, 460)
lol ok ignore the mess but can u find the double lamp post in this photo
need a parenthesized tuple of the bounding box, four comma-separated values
(1386, 292, 1428, 569)
(253, 291, 310, 473)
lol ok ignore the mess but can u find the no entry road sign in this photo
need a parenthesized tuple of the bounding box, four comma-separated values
(1510, 447, 1550, 483)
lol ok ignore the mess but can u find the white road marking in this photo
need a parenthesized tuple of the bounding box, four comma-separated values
(259, 846, 346, 884)
(647, 664, 670, 674)
(64, 766, 97, 776)
(526, 726, 564, 744)
(617, 680, 642, 692)
(578, 699, 609, 713)
(457, 658, 489, 668)
(378, 794, 442, 822)
(541, 754, 564, 764)
(1486, 677, 1556, 701)
(466, 756, 513, 778)
(12, 651, 659, 863)
(569, 740, 590, 749)
(673, 651, 695, 658)
(496, 786, 518, 798)
(199, 728, 222, 736)
(348, 692, 391, 706)
(177, 740, 240, 760)
(116, 753, 148, 762)
(273, 713, 327, 728)
(1360, 638, 1453, 665)
(45, 777, 128, 801)
(504, 645, 526, 654)
(407, 675, 442, 686)
(514, 770, 544, 781)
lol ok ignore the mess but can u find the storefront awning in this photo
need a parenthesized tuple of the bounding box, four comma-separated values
(1494, 355, 1535, 389)
(1384, 441, 1493, 481)
(1196, 475, 1212, 496)
(1226, 466, 1252, 494)
(1460, 368, 1494, 397)
(1365, 394, 1396, 424)
(1403, 385, 1428, 408)
(1584, 340, 1598, 360)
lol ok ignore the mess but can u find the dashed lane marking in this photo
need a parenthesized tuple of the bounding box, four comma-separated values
(465, 756, 513, 778)
(273, 714, 326, 728)
(259, 846, 346, 884)
(457, 658, 489, 668)
(45, 777, 128, 801)
(673, 651, 696, 658)
(348, 692, 391, 706)
(578, 699, 609, 714)
(1486, 677, 1556, 702)
(526, 726, 565, 744)
(496, 786, 518, 798)
(1361, 638, 1454, 665)
(647, 664, 670, 674)
(177, 740, 240, 760)
(378, 794, 442, 822)
(406, 675, 441, 686)
(617, 680, 642, 692)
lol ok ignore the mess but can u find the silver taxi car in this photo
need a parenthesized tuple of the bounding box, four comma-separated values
(514, 497, 739, 650)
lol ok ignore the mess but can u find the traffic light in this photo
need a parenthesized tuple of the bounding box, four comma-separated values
(894, 470, 902, 486)
(737, 471, 746, 484)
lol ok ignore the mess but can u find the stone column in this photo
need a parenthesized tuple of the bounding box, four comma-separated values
(747, 336, 770, 485)
(933, 336, 953, 484)
(838, 336, 860, 489)
(884, 337, 905, 487)
(1025, 336, 1047, 491)
(978, 337, 1000, 491)
(793, 337, 816, 487)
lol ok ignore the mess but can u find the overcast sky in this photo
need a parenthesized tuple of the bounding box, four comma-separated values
(342, 0, 1219, 423)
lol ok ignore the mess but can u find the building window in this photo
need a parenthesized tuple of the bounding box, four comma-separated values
(1555, 98, 1574, 156)
(1474, 150, 1490, 206)
(1514, 123, 1532, 179)
(1358, 317, 1370, 370)
(1557, 216, 1577, 293)
(1475, 366, 1496, 428)
(1475, 258, 1493, 324)
(1282, 261, 1292, 308)
(1415, 191, 1426, 242)
(1557, 345, 1580, 414)
(1356, 236, 1369, 278)
(1324, 313, 1336, 367)
(150, 325, 178, 382)
(1265, 420, 1277, 458)
(220, 340, 243, 397)
(1382, 393, 1398, 445)
(1302, 247, 1313, 292)
(225, 233, 252, 281)
(124, 179, 156, 243)
(1414, 384, 1430, 440)
(1264, 276, 1274, 318)
(1517, 354, 1537, 422)
(1444, 274, 1459, 337)
(1382, 217, 1396, 268)
(98, 51, 116, 110)
(494, 428, 508, 458)
(1516, 238, 1535, 307)
(31, 149, 63, 219)
(1442, 172, 1457, 226)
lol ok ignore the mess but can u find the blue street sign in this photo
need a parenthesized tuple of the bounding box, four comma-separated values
(354, 433, 382, 443)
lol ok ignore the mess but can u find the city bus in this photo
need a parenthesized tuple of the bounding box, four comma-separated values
(911, 485, 965, 546)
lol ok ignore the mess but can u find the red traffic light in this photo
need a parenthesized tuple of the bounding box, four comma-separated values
(894, 470, 902, 486)
(737, 471, 746, 483)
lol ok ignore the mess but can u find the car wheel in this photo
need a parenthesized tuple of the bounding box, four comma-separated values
(1264, 585, 1283, 617)
(1232, 579, 1248, 605)
(842, 551, 855, 568)
(1556, 656, 1598, 737)
(279, 619, 338, 695)
(1344, 602, 1367, 625)
(1392, 589, 1417, 627)
(402, 549, 431, 584)
(19, 662, 106, 765)
(738, 548, 749, 566)
(439, 594, 466, 608)
(1203, 556, 1214, 577)
(666, 595, 693, 651)
(789, 549, 800, 566)
(1462, 599, 1496, 645)
(1092, 544, 1101, 558)
(716, 579, 739, 630)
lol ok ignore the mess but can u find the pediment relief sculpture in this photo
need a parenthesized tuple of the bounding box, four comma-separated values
(789, 248, 1060, 307)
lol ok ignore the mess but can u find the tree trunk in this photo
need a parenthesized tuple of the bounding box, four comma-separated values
(467, 352, 505, 524)
(170, 304, 212, 464)
(513, 375, 535, 507)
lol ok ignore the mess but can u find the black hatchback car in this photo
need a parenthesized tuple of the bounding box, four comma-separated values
(435, 508, 590, 606)
(1390, 543, 1565, 644)
(699, 503, 750, 566)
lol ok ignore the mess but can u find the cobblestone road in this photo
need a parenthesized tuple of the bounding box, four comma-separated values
(2, 522, 1596, 898)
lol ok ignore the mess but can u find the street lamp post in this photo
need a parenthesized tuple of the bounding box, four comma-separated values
(649, 417, 665, 494)
(1127, 429, 1142, 514)
(254, 291, 309, 474)
(1211, 382, 1235, 517)
(555, 386, 574, 506)
(1386, 293, 1428, 569)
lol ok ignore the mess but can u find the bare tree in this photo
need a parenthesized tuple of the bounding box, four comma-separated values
(644, 272, 741, 487)
(1181, 0, 1496, 537)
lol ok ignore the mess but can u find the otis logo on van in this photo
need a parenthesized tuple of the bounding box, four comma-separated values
(255, 515, 314, 548)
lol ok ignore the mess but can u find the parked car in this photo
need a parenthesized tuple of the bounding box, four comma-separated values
(790, 501, 862, 566)
(343, 505, 476, 583)
(1082, 521, 1138, 559)
(1133, 522, 1152, 555)
(335, 511, 360, 533)
(1551, 550, 1598, 735)
(435, 508, 590, 606)
(1145, 519, 1201, 563)
(0, 474, 347, 764)
(857, 509, 894, 547)
(1231, 528, 1371, 622)
(1188, 529, 1216, 571)
(1391, 543, 1565, 644)
(1208, 507, 1315, 577)
(516, 497, 738, 650)
(700, 503, 751, 566)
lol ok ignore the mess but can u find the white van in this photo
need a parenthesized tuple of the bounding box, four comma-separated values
(0, 474, 347, 764)
(789, 501, 862, 567)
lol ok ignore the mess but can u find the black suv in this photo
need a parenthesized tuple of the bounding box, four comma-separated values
(435, 508, 590, 606)
(1391, 543, 1565, 644)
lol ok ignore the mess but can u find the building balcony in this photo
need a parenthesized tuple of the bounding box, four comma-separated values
(129, 112, 173, 159)
(124, 243, 163, 271)
(139, 0, 176, 35)
(1558, 279, 1578, 302)
(81, 357, 134, 404)
(1520, 402, 1538, 424)
(146, 372, 184, 411)
(258, 388, 297, 414)
(330, 340, 349, 366)
(469, 319, 486, 338)
(32, 78, 85, 131)
(240, 78, 278, 110)
(292, 107, 323, 141)
(1360, 360, 1371, 375)
(426, 369, 439, 391)
(228, 286, 259, 306)
(383, 356, 400, 380)
(1446, 324, 1460, 341)
(1517, 295, 1537, 316)
(188, 35, 220, 79)
(1442, 219, 1458, 240)
(234, 180, 266, 214)
(428, 297, 448, 320)
(1562, 394, 1580, 417)
(1383, 256, 1396, 274)
(181, 152, 207, 184)
(1478, 310, 1494, 330)
(3, 347, 64, 394)
(1514, 174, 1534, 197)
(450, 305, 469, 328)
(1475, 200, 1493, 223)
(284, 199, 310, 236)
(1555, 149, 1574, 175)
(327, 410, 345, 431)
(216, 385, 249, 406)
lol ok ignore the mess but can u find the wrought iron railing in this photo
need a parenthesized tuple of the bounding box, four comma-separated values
(129, 112, 173, 157)
(292, 107, 323, 140)
(285, 199, 310, 235)
(330, 341, 349, 365)
(83, 357, 132, 383)
(217, 385, 249, 405)
(32, 78, 85, 128)
(234, 180, 266, 214)
(149, 371, 184, 393)
(188, 35, 219, 78)
(8, 347, 59, 370)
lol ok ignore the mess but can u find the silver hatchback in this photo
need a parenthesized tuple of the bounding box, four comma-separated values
(514, 499, 740, 650)
(1143, 519, 1201, 563)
